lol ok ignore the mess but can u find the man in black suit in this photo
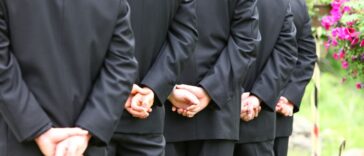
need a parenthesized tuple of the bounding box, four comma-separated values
(107, 0, 198, 155)
(164, 0, 260, 155)
(0, 0, 137, 155)
(234, 0, 298, 155)
(274, 0, 317, 155)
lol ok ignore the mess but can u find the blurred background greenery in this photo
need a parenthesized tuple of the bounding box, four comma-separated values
(288, 0, 364, 155)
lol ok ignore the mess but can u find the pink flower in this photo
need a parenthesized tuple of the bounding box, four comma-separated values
(321, 16, 334, 30)
(346, 21, 355, 27)
(360, 40, 364, 47)
(332, 28, 339, 37)
(356, 83, 362, 89)
(351, 37, 359, 46)
(333, 53, 339, 60)
(332, 38, 338, 46)
(346, 28, 360, 40)
(339, 50, 346, 59)
(333, 27, 360, 41)
(341, 61, 349, 69)
(331, 0, 343, 9)
(330, 8, 342, 21)
(342, 6, 351, 13)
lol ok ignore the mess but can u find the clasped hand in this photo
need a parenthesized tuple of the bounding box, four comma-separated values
(124, 84, 155, 119)
(240, 92, 262, 122)
(275, 96, 294, 117)
(35, 128, 91, 156)
(168, 84, 211, 118)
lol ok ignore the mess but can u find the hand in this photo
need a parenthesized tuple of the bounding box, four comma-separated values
(35, 128, 89, 156)
(240, 95, 261, 122)
(125, 85, 155, 119)
(275, 96, 294, 117)
(168, 86, 200, 113)
(124, 84, 147, 108)
(174, 84, 211, 118)
(55, 134, 92, 156)
(132, 87, 154, 112)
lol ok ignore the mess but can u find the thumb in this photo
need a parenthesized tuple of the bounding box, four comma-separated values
(53, 128, 88, 141)
(182, 91, 200, 105)
(130, 84, 145, 95)
(64, 128, 88, 136)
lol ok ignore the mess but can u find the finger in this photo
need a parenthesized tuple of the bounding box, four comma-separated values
(186, 104, 199, 111)
(254, 110, 259, 118)
(241, 105, 248, 113)
(240, 112, 245, 119)
(142, 93, 154, 109)
(254, 106, 260, 117)
(276, 103, 282, 110)
(55, 140, 69, 156)
(241, 92, 250, 100)
(286, 107, 293, 117)
(126, 107, 149, 119)
(131, 94, 146, 112)
(124, 96, 133, 108)
(172, 107, 177, 112)
(248, 113, 254, 121)
(183, 93, 200, 105)
(242, 114, 251, 122)
(281, 96, 289, 103)
(182, 109, 189, 117)
(66, 141, 78, 156)
(282, 108, 290, 117)
(186, 111, 196, 118)
(177, 108, 184, 115)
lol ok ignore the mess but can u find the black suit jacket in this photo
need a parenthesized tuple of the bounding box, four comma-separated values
(276, 0, 317, 138)
(0, 0, 137, 148)
(238, 0, 298, 143)
(165, 0, 260, 142)
(116, 0, 197, 134)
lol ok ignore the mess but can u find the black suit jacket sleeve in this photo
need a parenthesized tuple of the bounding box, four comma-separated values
(76, 1, 138, 144)
(282, 4, 317, 113)
(0, 1, 53, 142)
(141, 0, 198, 105)
(251, 4, 298, 111)
(199, 0, 260, 109)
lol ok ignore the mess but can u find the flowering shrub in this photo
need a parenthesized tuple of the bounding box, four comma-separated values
(322, 0, 364, 89)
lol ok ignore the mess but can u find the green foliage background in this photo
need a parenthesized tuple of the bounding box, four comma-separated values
(288, 0, 364, 155)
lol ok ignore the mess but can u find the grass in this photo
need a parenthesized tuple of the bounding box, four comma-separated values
(289, 72, 364, 156)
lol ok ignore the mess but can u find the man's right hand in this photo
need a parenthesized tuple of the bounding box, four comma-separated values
(168, 86, 200, 114)
(35, 128, 89, 156)
(240, 95, 261, 122)
(124, 84, 151, 119)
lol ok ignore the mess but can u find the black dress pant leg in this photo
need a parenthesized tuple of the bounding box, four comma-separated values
(234, 140, 274, 156)
(273, 137, 289, 156)
(166, 140, 235, 156)
(108, 133, 165, 156)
